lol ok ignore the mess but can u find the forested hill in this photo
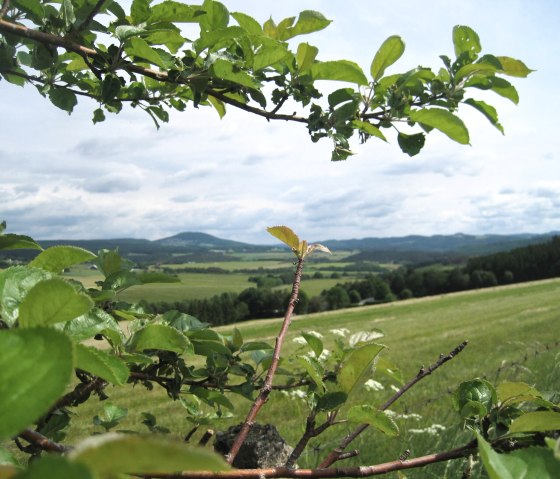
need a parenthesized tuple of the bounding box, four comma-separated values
(0, 231, 557, 265)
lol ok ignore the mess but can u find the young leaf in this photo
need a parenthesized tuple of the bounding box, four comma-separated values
(29, 246, 96, 273)
(497, 56, 534, 78)
(63, 308, 124, 344)
(316, 391, 348, 411)
(337, 343, 385, 396)
(348, 405, 399, 436)
(296, 42, 318, 72)
(0, 233, 42, 251)
(452, 378, 497, 415)
(0, 328, 73, 440)
(452, 25, 481, 59)
(266, 226, 300, 251)
(311, 60, 368, 85)
(297, 356, 325, 392)
(409, 108, 470, 145)
(370, 35, 405, 81)
(70, 433, 231, 475)
(75, 344, 130, 386)
(126, 324, 192, 354)
(306, 243, 332, 257)
(48, 87, 77, 114)
(126, 37, 165, 68)
(231, 12, 262, 35)
(352, 120, 387, 141)
(19, 278, 94, 328)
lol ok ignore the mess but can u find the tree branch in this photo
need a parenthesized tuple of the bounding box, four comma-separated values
(226, 257, 305, 465)
(17, 429, 69, 453)
(0, 0, 9, 19)
(0, 19, 308, 124)
(319, 341, 469, 468)
(141, 440, 477, 478)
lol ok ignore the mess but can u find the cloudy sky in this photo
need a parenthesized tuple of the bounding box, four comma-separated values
(1, 0, 559, 244)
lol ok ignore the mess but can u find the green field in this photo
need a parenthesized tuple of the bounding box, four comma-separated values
(53, 279, 560, 478)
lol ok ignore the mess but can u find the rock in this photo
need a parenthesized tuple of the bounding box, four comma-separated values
(214, 423, 293, 469)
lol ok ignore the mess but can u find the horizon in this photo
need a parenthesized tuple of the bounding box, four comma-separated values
(29, 228, 559, 246)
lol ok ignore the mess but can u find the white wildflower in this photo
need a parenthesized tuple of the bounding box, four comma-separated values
(292, 336, 307, 345)
(289, 389, 307, 400)
(363, 379, 384, 392)
(390, 385, 400, 393)
(329, 328, 350, 337)
(349, 330, 384, 347)
(409, 424, 446, 435)
(306, 330, 323, 339)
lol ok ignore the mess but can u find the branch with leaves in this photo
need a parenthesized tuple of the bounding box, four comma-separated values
(0, 1, 531, 159)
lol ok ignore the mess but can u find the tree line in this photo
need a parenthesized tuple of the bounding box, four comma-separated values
(144, 237, 560, 325)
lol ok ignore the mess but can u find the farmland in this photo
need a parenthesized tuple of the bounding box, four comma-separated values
(59, 278, 560, 478)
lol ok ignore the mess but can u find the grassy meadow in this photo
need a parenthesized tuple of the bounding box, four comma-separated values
(54, 278, 560, 478)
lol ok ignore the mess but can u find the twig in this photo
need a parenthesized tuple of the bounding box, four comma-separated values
(226, 257, 305, 465)
(318, 341, 469, 468)
(198, 430, 214, 447)
(139, 440, 477, 478)
(0, 0, 9, 19)
(18, 429, 69, 453)
(75, 0, 106, 33)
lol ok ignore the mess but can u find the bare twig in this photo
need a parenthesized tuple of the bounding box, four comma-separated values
(198, 430, 215, 447)
(226, 257, 305, 465)
(18, 429, 69, 453)
(140, 440, 477, 478)
(318, 341, 469, 468)
(0, 0, 9, 19)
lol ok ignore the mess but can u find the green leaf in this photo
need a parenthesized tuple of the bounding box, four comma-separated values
(253, 44, 290, 71)
(477, 432, 560, 479)
(240, 341, 273, 352)
(409, 108, 470, 144)
(337, 343, 385, 396)
(231, 12, 262, 35)
(352, 120, 387, 141)
(464, 99, 504, 134)
(48, 87, 77, 114)
(12, 455, 93, 479)
(397, 132, 425, 156)
(62, 308, 124, 344)
(0, 234, 42, 251)
(282, 10, 331, 40)
(114, 25, 146, 41)
(92, 108, 105, 124)
(0, 266, 52, 326)
(207, 95, 226, 118)
(101, 75, 121, 102)
(489, 77, 519, 104)
(0, 447, 19, 467)
(75, 344, 129, 385)
(198, 0, 229, 32)
(162, 310, 208, 332)
(370, 35, 405, 81)
(61, 0, 76, 29)
(210, 58, 259, 89)
(195, 26, 247, 53)
(497, 56, 534, 78)
(71, 433, 230, 475)
(126, 37, 165, 68)
(127, 324, 192, 354)
(348, 405, 399, 436)
(311, 60, 368, 85)
(455, 62, 498, 82)
(297, 356, 325, 392)
(29, 246, 96, 273)
(93, 403, 128, 431)
(509, 411, 560, 434)
(131, 0, 151, 24)
(11, 0, 45, 21)
(302, 332, 323, 358)
(231, 327, 243, 351)
(266, 226, 300, 251)
(19, 278, 93, 328)
(296, 42, 318, 72)
(316, 391, 347, 411)
(0, 328, 73, 440)
(149, 1, 198, 23)
(452, 25, 481, 59)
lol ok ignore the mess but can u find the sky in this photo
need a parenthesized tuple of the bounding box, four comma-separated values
(1, 0, 559, 244)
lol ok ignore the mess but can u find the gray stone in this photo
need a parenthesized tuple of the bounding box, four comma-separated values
(214, 423, 293, 469)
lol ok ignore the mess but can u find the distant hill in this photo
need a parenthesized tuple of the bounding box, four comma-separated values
(155, 232, 261, 252)
(1, 230, 557, 266)
(321, 232, 558, 256)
